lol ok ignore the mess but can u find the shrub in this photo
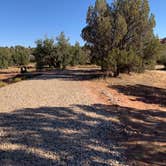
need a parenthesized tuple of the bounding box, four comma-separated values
(70, 42, 88, 66)
(34, 32, 75, 70)
(0, 81, 7, 88)
(13, 77, 22, 83)
(12, 46, 30, 66)
(0, 46, 30, 69)
(158, 44, 166, 68)
(0, 47, 12, 69)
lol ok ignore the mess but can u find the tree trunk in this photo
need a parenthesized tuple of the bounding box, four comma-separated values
(113, 68, 120, 77)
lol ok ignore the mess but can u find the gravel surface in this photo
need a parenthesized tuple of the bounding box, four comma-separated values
(0, 74, 125, 166)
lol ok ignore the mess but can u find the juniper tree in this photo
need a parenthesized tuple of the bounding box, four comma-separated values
(34, 33, 72, 70)
(70, 42, 88, 66)
(82, 0, 160, 76)
(56, 32, 71, 69)
(0, 47, 12, 69)
(34, 38, 56, 69)
(0, 46, 31, 69)
(12, 46, 29, 66)
(158, 42, 166, 68)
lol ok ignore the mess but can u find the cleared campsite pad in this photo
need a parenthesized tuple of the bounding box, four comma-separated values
(0, 66, 165, 165)
(0, 68, 125, 166)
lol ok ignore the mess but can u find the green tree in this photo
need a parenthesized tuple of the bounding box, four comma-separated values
(56, 32, 71, 69)
(0, 46, 30, 69)
(82, 0, 160, 76)
(0, 47, 11, 69)
(33, 38, 56, 69)
(34, 33, 72, 70)
(70, 42, 88, 66)
(158, 43, 166, 68)
(12, 46, 29, 66)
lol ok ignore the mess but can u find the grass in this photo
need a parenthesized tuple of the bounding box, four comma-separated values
(12, 77, 23, 83)
(0, 64, 42, 88)
(0, 81, 7, 88)
(0, 73, 42, 88)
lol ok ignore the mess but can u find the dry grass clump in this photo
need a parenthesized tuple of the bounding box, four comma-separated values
(0, 81, 7, 88)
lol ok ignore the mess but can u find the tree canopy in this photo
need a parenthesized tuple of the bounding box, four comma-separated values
(82, 0, 160, 76)
(0, 0, 162, 75)
(0, 46, 30, 69)
(34, 32, 89, 70)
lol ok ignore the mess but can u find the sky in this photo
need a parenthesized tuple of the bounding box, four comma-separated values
(0, 0, 165, 47)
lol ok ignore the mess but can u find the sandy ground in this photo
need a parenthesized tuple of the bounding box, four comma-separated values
(85, 70, 166, 166)
(0, 67, 165, 165)
(0, 72, 125, 166)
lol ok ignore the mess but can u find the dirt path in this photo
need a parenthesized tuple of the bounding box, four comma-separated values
(0, 73, 125, 166)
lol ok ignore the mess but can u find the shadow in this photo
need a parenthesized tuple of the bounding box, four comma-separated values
(32, 69, 106, 81)
(0, 104, 165, 165)
(1, 73, 42, 83)
(0, 71, 18, 74)
(157, 68, 166, 71)
(0, 105, 124, 165)
(76, 104, 166, 165)
(110, 84, 166, 107)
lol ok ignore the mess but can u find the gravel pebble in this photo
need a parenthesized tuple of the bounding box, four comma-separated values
(0, 74, 126, 165)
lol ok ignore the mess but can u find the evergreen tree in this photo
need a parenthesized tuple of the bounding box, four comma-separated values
(34, 38, 56, 69)
(34, 32, 72, 70)
(70, 42, 87, 66)
(12, 46, 29, 66)
(82, 0, 160, 76)
(158, 42, 166, 68)
(56, 32, 71, 69)
(0, 47, 12, 69)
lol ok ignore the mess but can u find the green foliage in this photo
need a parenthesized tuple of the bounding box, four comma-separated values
(82, 0, 160, 76)
(0, 46, 30, 69)
(106, 48, 143, 76)
(12, 46, 30, 66)
(34, 38, 56, 69)
(34, 32, 89, 70)
(34, 32, 71, 70)
(56, 32, 71, 69)
(0, 81, 7, 88)
(0, 48, 11, 69)
(13, 77, 22, 83)
(70, 42, 88, 66)
(158, 44, 166, 68)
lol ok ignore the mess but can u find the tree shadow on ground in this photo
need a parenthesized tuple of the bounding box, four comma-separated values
(0, 105, 124, 166)
(0, 104, 165, 165)
(0, 71, 18, 74)
(77, 104, 166, 165)
(110, 84, 166, 107)
(32, 69, 106, 81)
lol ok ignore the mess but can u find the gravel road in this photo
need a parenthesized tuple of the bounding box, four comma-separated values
(0, 73, 125, 166)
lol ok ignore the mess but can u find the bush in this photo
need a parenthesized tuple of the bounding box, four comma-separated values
(12, 46, 30, 66)
(0, 46, 30, 69)
(70, 42, 89, 66)
(158, 44, 166, 68)
(158, 55, 166, 68)
(34, 32, 89, 70)
(13, 77, 22, 83)
(0, 48, 12, 69)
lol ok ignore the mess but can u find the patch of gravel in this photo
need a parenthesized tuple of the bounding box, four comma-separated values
(0, 75, 92, 112)
(0, 74, 126, 165)
(101, 90, 120, 105)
